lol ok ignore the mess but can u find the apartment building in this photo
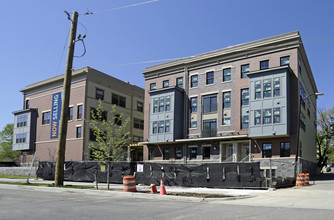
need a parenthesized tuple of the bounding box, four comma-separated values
(142, 31, 319, 178)
(13, 67, 145, 162)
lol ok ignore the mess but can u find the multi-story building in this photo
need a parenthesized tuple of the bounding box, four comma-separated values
(142, 31, 320, 178)
(13, 67, 145, 163)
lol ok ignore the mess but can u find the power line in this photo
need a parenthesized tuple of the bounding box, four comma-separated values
(82, 0, 159, 15)
(56, 29, 70, 75)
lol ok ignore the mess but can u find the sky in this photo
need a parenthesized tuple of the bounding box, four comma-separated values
(1, 0, 333, 130)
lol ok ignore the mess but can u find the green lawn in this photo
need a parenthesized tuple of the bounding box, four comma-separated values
(0, 174, 36, 179)
(0, 181, 94, 189)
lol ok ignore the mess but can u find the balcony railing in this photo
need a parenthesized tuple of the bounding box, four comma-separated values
(201, 129, 217, 138)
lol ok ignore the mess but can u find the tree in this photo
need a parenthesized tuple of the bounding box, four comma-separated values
(87, 100, 131, 189)
(0, 123, 20, 162)
(317, 107, 334, 169)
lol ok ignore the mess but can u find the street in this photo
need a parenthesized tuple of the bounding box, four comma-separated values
(1, 173, 334, 220)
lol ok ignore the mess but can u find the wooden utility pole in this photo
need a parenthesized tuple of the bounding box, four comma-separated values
(55, 11, 79, 186)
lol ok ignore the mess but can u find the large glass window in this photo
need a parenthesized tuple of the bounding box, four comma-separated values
(176, 77, 183, 88)
(280, 142, 290, 157)
(273, 78, 280, 97)
(165, 120, 170, 133)
(263, 109, 272, 124)
(17, 114, 27, 127)
(158, 121, 164, 133)
(203, 119, 217, 137)
(203, 94, 217, 113)
(206, 71, 214, 85)
(191, 75, 198, 88)
(223, 68, 231, 82)
(263, 79, 272, 98)
(190, 147, 197, 160)
(149, 148, 155, 160)
(112, 94, 126, 107)
(163, 148, 170, 160)
(203, 146, 211, 160)
(241, 88, 249, 106)
(96, 88, 104, 100)
(153, 98, 158, 113)
(255, 110, 261, 125)
(280, 56, 290, 66)
(163, 80, 169, 88)
(159, 97, 164, 112)
(190, 97, 197, 113)
(16, 133, 26, 143)
(241, 64, 249, 78)
(152, 121, 158, 134)
(42, 111, 51, 125)
(260, 60, 269, 70)
(90, 108, 107, 121)
(223, 92, 231, 109)
(241, 115, 249, 129)
(262, 143, 272, 158)
(150, 83, 156, 91)
(77, 105, 83, 119)
(175, 147, 182, 159)
(165, 96, 170, 111)
(134, 118, 144, 130)
(255, 81, 261, 99)
(273, 108, 280, 123)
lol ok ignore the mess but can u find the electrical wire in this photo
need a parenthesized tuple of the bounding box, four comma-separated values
(81, 0, 159, 15)
(55, 29, 70, 76)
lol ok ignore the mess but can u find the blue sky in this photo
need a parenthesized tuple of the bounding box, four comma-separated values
(1, 0, 333, 130)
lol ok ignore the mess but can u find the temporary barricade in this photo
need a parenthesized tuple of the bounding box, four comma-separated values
(123, 175, 137, 192)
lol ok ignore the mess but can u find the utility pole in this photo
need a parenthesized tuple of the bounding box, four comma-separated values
(55, 11, 79, 186)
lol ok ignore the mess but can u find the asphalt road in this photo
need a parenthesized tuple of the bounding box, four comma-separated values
(0, 183, 333, 220)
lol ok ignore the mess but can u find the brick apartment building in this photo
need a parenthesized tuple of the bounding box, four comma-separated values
(13, 67, 145, 162)
(142, 31, 320, 178)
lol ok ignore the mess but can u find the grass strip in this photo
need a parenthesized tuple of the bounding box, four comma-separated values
(0, 181, 94, 189)
(0, 174, 36, 179)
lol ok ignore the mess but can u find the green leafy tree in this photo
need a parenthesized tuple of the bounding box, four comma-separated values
(87, 100, 131, 189)
(0, 123, 20, 162)
(317, 107, 334, 169)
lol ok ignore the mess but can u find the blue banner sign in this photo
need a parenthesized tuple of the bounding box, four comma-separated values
(50, 92, 62, 139)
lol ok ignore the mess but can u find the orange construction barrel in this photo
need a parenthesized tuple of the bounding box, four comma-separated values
(304, 173, 310, 185)
(123, 175, 137, 192)
(296, 174, 304, 187)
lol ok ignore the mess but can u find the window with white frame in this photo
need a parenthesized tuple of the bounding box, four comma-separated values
(223, 68, 231, 82)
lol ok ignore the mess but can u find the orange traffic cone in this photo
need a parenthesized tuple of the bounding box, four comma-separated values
(160, 179, 167, 195)
(149, 184, 157, 193)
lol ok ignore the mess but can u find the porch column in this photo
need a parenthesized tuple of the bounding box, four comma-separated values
(219, 142, 223, 162)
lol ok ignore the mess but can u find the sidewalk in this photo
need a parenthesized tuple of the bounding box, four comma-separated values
(0, 177, 268, 198)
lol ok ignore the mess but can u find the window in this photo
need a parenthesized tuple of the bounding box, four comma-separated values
(190, 121, 197, 128)
(175, 147, 182, 159)
(163, 148, 170, 160)
(262, 143, 272, 158)
(298, 59, 302, 74)
(260, 60, 269, 70)
(255, 81, 261, 99)
(203, 146, 211, 160)
(241, 115, 249, 129)
(150, 83, 156, 91)
(241, 64, 249, 78)
(16, 133, 26, 143)
(203, 94, 217, 113)
(165, 120, 170, 133)
(223, 117, 231, 125)
(152, 121, 158, 134)
(114, 114, 122, 126)
(300, 86, 306, 107)
(190, 97, 197, 113)
(223, 68, 231, 82)
(263, 79, 272, 98)
(159, 97, 164, 112)
(206, 71, 214, 85)
(134, 118, 144, 130)
(300, 113, 306, 130)
(280, 56, 290, 66)
(158, 121, 164, 133)
(25, 100, 30, 109)
(241, 88, 249, 106)
(280, 142, 290, 157)
(137, 101, 143, 112)
(190, 147, 197, 160)
(76, 126, 82, 138)
(42, 112, 51, 125)
(133, 136, 143, 142)
(203, 119, 217, 137)
(255, 110, 261, 125)
(68, 107, 73, 121)
(165, 96, 170, 111)
(17, 114, 27, 127)
(89, 129, 97, 141)
(149, 148, 155, 160)
(90, 108, 107, 121)
(153, 98, 158, 113)
(112, 94, 126, 108)
(273, 108, 280, 123)
(263, 109, 272, 124)
(223, 92, 231, 109)
(163, 80, 169, 88)
(176, 77, 183, 88)
(273, 78, 280, 97)
(191, 75, 198, 88)
(96, 88, 104, 100)
(77, 105, 83, 119)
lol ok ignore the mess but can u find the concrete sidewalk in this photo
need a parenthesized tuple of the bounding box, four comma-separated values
(0, 177, 268, 198)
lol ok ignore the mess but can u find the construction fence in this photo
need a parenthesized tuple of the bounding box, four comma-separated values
(37, 161, 264, 188)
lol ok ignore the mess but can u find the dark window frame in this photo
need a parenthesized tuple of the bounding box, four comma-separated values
(176, 77, 183, 88)
(260, 60, 269, 70)
(190, 97, 198, 113)
(206, 71, 214, 85)
(280, 56, 290, 66)
(262, 143, 272, 158)
(280, 142, 290, 157)
(223, 68, 231, 82)
(241, 64, 249, 78)
(76, 126, 82, 138)
(150, 83, 156, 91)
(203, 94, 217, 113)
(42, 111, 51, 125)
(77, 105, 83, 119)
(163, 80, 169, 88)
(223, 92, 231, 109)
(191, 75, 198, 88)
(95, 88, 104, 100)
(241, 88, 249, 106)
